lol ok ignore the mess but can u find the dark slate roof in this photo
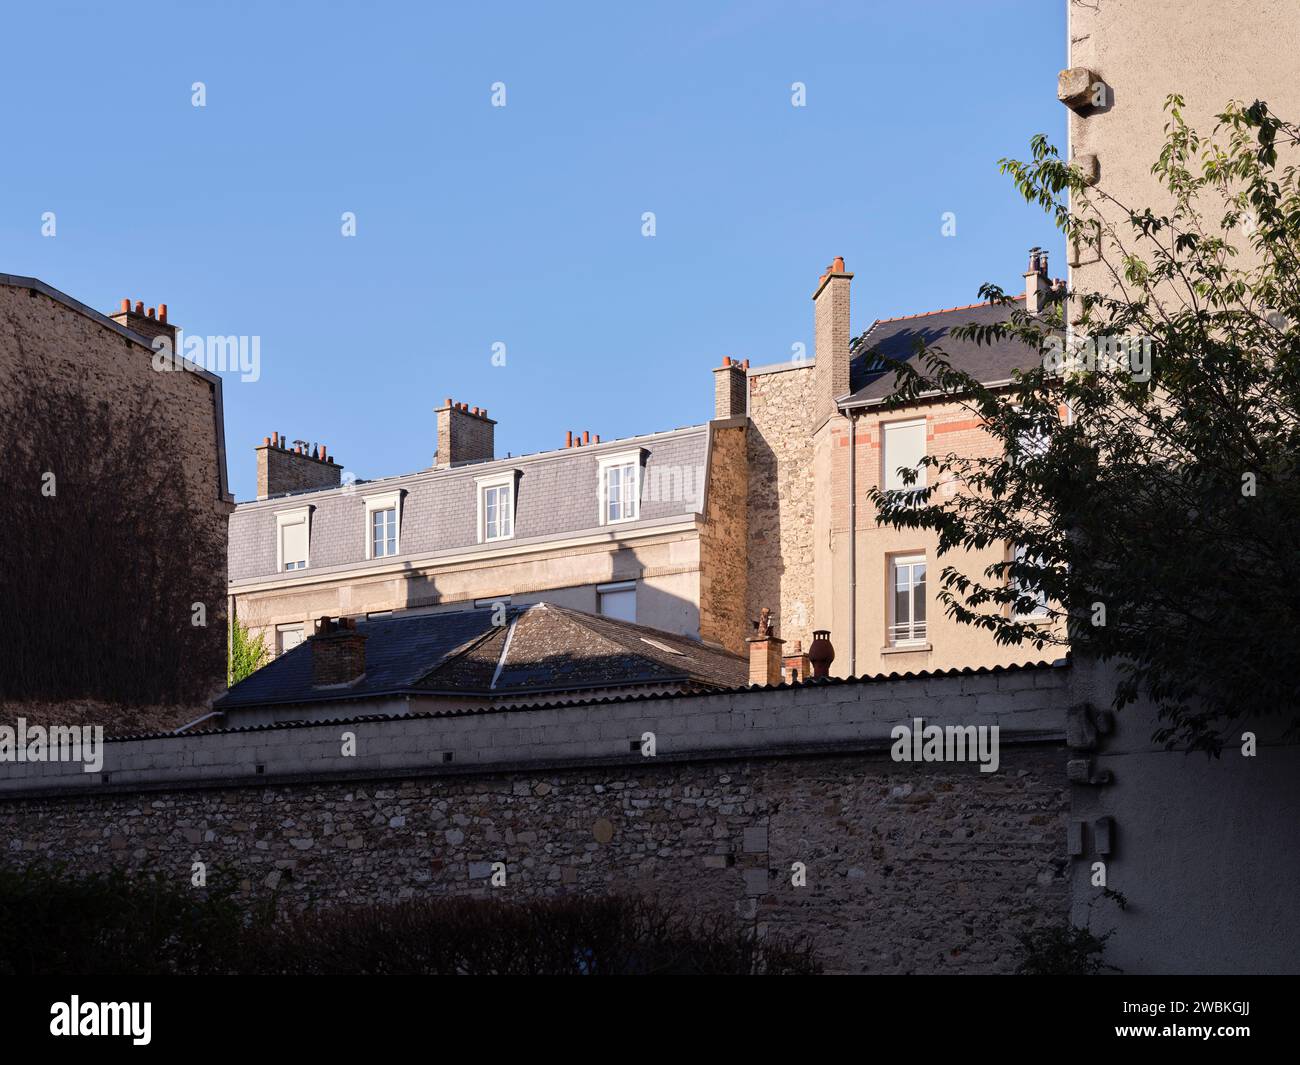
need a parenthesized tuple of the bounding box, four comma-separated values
(214, 604, 747, 711)
(842, 296, 1039, 406)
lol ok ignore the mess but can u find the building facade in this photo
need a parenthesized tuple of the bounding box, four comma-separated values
(229, 407, 751, 659)
(0, 280, 233, 727)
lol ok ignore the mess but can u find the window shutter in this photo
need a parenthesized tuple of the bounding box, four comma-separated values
(884, 422, 926, 491)
(282, 520, 308, 567)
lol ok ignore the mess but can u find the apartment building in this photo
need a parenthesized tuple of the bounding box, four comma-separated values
(228, 402, 750, 658)
(747, 256, 1055, 679)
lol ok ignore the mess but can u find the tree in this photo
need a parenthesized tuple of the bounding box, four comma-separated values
(228, 618, 269, 686)
(867, 97, 1300, 754)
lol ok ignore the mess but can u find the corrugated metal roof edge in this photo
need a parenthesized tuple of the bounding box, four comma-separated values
(128, 655, 1072, 744)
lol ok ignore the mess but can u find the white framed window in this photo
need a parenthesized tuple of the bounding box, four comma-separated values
(889, 555, 927, 645)
(363, 490, 403, 560)
(597, 450, 644, 525)
(1011, 544, 1050, 619)
(882, 419, 927, 493)
(276, 506, 312, 572)
(476, 471, 519, 543)
(597, 580, 636, 622)
(277, 624, 304, 654)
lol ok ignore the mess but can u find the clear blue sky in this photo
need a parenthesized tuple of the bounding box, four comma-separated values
(1, 0, 1066, 502)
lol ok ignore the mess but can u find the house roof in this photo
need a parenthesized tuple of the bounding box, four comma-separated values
(841, 296, 1041, 407)
(214, 603, 748, 711)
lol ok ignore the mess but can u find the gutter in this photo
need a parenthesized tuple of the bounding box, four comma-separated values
(847, 407, 858, 676)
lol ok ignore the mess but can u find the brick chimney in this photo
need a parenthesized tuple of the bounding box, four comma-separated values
(746, 607, 785, 687)
(255, 432, 342, 500)
(812, 256, 853, 424)
(712, 356, 748, 419)
(311, 616, 367, 687)
(435, 398, 495, 468)
(782, 640, 811, 684)
(1024, 247, 1051, 314)
(110, 297, 178, 352)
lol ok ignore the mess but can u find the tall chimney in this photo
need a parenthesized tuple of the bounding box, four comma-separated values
(255, 433, 342, 500)
(712, 356, 747, 419)
(812, 256, 853, 424)
(435, 398, 496, 468)
(1024, 247, 1051, 314)
(746, 607, 785, 687)
(110, 296, 179, 352)
(311, 616, 367, 687)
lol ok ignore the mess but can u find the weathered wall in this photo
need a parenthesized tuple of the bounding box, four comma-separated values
(747, 361, 817, 646)
(698, 419, 749, 654)
(0, 747, 1069, 975)
(0, 278, 231, 718)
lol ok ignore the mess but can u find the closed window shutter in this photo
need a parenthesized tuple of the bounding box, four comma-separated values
(282, 520, 308, 567)
(884, 422, 926, 491)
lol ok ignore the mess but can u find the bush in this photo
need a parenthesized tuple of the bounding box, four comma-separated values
(0, 862, 820, 976)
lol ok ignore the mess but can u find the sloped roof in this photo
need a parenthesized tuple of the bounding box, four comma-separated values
(842, 296, 1040, 406)
(214, 604, 746, 711)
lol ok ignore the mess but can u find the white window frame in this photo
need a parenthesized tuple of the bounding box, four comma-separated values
(597, 449, 644, 526)
(597, 579, 637, 622)
(363, 490, 403, 561)
(475, 470, 520, 544)
(1010, 544, 1050, 620)
(888, 554, 928, 646)
(882, 418, 928, 493)
(275, 506, 312, 572)
(276, 623, 305, 655)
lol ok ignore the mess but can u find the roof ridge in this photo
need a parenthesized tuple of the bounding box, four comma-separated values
(870, 294, 1025, 327)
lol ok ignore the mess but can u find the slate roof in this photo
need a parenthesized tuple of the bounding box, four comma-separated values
(214, 603, 747, 711)
(841, 296, 1040, 407)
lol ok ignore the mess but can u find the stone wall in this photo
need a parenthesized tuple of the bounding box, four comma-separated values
(0, 278, 232, 719)
(698, 419, 749, 654)
(0, 663, 1072, 973)
(746, 361, 817, 646)
(0, 745, 1069, 975)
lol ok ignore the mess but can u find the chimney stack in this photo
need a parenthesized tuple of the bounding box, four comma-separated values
(1024, 247, 1051, 314)
(746, 607, 785, 687)
(110, 296, 179, 352)
(435, 398, 496, 468)
(712, 356, 747, 419)
(813, 256, 853, 424)
(311, 616, 367, 687)
(782, 639, 811, 684)
(255, 432, 342, 500)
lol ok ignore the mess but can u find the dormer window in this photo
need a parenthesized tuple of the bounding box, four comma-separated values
(597, 450, 644, 525)
(476, 470, 520, 543)
(363, 491, 404, 560)
(276, 506, 312, 572)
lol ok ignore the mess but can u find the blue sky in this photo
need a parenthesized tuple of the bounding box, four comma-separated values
(1, 0, 1066, 501)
